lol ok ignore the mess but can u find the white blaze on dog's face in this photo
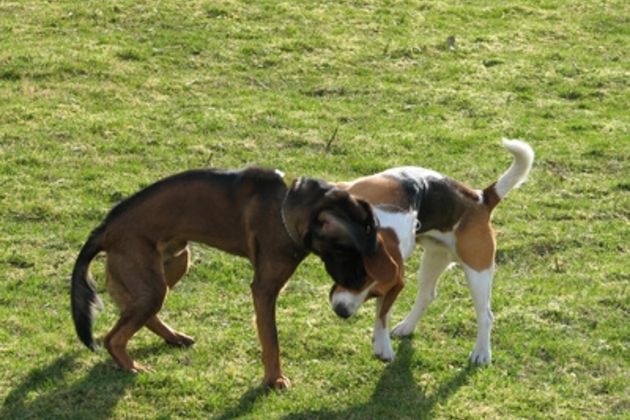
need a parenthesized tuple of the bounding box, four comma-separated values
(329, 280, 377, 319)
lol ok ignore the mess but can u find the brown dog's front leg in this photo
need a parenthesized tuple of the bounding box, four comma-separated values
(251, 276, 291, 389)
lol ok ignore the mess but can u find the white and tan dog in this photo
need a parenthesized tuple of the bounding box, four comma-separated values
(331, 139, 534, 364)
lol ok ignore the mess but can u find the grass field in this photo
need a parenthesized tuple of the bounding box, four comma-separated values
(1, 0, 628, 418)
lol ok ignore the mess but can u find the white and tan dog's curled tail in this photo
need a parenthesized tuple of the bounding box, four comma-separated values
(483, 139, 534, 210)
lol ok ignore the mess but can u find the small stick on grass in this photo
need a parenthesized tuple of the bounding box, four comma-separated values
(325, 126, 339, 153)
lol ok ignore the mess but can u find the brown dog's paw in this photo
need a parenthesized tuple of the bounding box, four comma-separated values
(166, 332, 195, 347)
(116, 360, 153, 374)
(131, 361, 154, 374)
(263, 375, 291, 390)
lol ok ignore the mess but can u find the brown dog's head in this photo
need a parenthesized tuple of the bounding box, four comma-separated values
(328, 228, 404, 319)
(283, 177, 378, 290)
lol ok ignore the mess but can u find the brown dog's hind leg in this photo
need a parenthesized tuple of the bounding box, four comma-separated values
(105, 314, 154, 373)
(104, 247, 167, 373)
(145, 316, 195, 347)
(162, 241, 190, 289)
(144, 244, 195, 347)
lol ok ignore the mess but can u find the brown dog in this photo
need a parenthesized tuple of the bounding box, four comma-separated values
(71, 167, 378, 389)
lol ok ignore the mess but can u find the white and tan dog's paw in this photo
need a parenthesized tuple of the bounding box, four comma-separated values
(391, 319, 415, 338)
(469, 346, 492, 365)
(372, 331, 395, 362)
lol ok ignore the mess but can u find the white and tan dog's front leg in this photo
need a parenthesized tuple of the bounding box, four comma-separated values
(372, 281, 404, 362)
(464, 265, 494, 365)
(372, 296, 394, 362)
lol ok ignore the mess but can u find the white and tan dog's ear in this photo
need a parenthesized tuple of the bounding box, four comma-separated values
(365, 229, 405, 329)
(363, 229, 403, 286)
(328, 228, 406, 321)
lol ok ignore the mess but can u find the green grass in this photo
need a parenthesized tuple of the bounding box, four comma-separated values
(1, 0, 628, 418)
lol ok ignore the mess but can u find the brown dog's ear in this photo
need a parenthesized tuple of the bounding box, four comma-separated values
(363, 229, 403, 285)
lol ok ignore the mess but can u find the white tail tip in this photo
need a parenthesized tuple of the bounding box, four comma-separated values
(495, 139, 534, 199)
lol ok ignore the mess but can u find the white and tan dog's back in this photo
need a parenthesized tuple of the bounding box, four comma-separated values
(332, 139, 534, 364)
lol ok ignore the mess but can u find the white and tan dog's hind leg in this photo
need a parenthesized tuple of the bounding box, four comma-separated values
(463, 265, 494, 364)
(391, 247, 452, 338)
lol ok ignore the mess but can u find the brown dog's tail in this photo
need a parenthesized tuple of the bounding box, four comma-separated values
(71, 225, 105, 351)
(482, 139, 534, 211)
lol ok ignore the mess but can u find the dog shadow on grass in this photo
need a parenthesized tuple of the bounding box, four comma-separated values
(217, 339, 477, 419)
(285, 340, 478, 419)
(1, 352, 135, 419)
(215, 385, 270, 420)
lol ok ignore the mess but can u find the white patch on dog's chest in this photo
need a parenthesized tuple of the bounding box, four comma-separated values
(373, 207, 418, 260)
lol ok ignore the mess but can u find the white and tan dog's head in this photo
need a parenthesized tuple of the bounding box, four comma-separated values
(329, 208, 417, 322)
(329, 227, 404, 320)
